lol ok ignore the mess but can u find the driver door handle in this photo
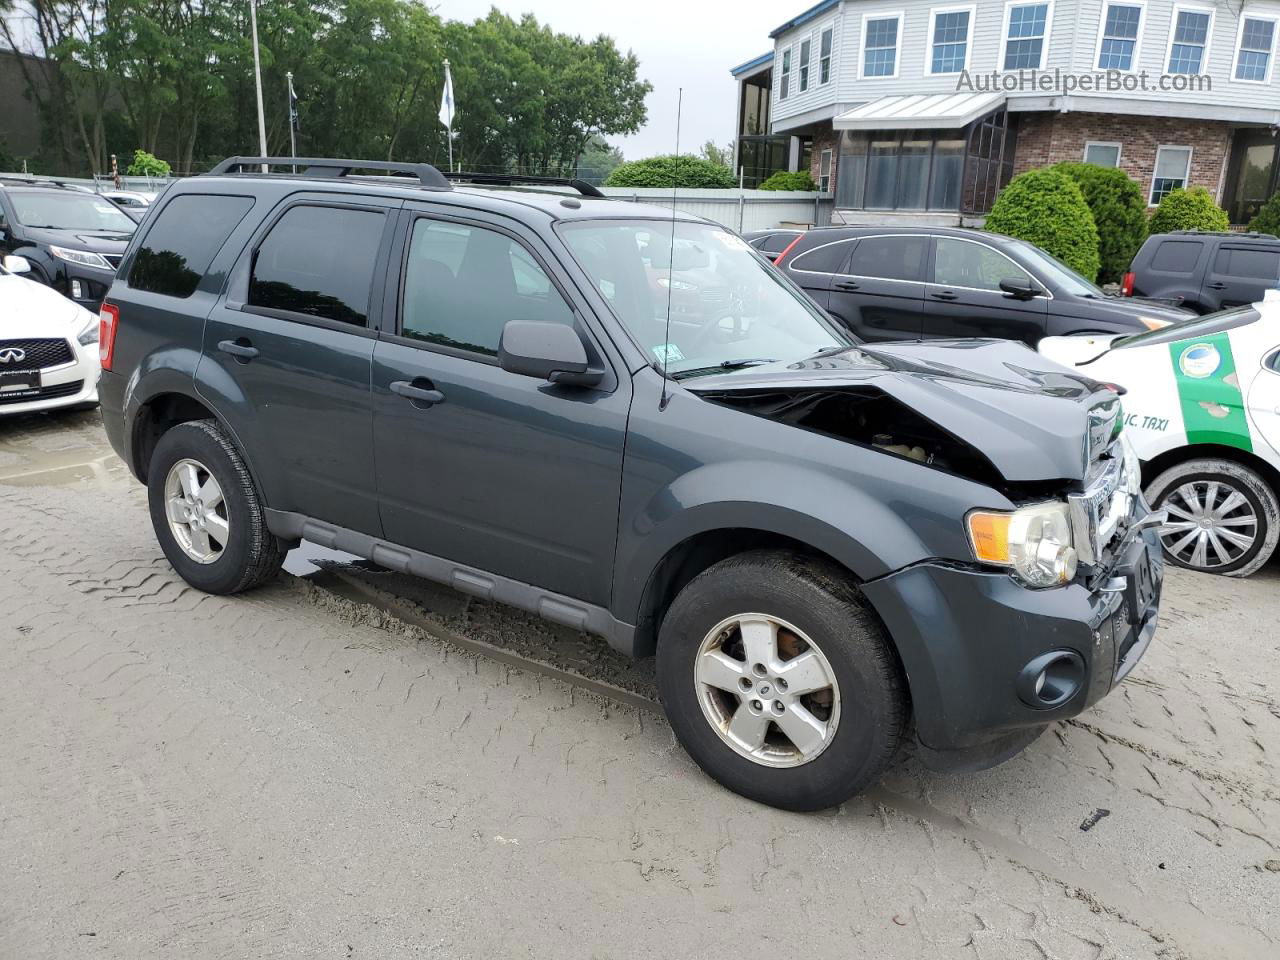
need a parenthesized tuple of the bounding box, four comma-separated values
(1205, 281, 1227, 290)
(390, 379, 445, 407)
(834, 280, 860, 291)
(217, 339, 259, 361)
(931, 290, 959, 301)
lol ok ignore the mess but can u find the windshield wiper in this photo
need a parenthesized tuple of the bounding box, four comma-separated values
(670, 358, 777, 381)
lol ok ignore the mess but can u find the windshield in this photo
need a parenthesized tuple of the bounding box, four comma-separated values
(559, 220, 849, 378)
(10, 192, 136, 232)
(1004, 238, 1106, 298)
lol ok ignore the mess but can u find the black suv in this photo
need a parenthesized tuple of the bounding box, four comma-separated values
(1124, 230, 1280, 313)
(777, 226, 1193, 346)
(99, 156, 1165, 811)
(0, 179, 135, 310)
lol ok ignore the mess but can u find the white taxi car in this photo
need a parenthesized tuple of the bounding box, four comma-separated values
(1041, 292, 1280, 577)
(0, 254, 102, 416)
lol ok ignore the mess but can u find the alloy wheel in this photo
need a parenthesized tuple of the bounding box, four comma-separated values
(163, 458, 229, 565)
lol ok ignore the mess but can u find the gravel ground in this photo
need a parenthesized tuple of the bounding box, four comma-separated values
(1, 408, 1278, 960)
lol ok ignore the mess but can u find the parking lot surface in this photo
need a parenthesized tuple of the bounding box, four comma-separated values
(2, 410, 1277, 959)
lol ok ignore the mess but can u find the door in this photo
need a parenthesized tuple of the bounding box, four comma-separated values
(371, 209, 630, 606)
(782, 236, 858, 311)
(921, 236, 1049, 345)
(199, 197, 398, 535)
(1200, 244, 1280, 310)
(824, 234, 928, 341)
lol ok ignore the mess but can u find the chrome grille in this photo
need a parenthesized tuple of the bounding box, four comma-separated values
(0, 338, 75, 371)
(1068, 451, 1132, 566)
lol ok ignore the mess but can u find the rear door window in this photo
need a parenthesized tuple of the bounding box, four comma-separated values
(248, 205, 385, 327)
(1213, 246, 1280, 281)
(761, 232, 798, 253)
(791, 239, 855, 274)
(845, 235, 928, 281)
(1149, 239, 1203, 273)
(129, 194, 254, 298)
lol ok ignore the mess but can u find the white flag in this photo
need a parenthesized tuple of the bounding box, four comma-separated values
(439, 60, 455, 129)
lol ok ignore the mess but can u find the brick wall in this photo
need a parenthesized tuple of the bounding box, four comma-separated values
(808, 121, 840, 194)
(1011, 111, 1231, 205)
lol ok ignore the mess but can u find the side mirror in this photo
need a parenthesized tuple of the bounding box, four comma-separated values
(2, 254, 31, 275)
(499, 320, 602, 387)
(999, 276, 1041, 300)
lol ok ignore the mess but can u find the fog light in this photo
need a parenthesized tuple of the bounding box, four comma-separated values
(71, 280, 83, 299)
(1016, 650, 1085, 709)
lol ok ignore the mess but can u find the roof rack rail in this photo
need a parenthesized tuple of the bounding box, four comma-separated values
(442, 171, 606, 199)
(206, 156, 452, 190)
(1168, 228, 1278, 239)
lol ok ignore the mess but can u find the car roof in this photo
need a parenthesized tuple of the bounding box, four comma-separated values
(787, 224, 1021, 249)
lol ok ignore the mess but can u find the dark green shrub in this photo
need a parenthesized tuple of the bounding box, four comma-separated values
(984, 168, 1101, 281)
(1053, 162, 1147, 284)
(603, 154, 736, 189)
(1246, 190, 1280, 237)
(758, 170, 817, 191)
(1147, 186, 1230, 235)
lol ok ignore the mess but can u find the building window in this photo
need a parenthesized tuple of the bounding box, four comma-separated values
(1235, 17, 1276, 83)
(779, 47, 791, 100)
(799, 39, 811, 92)
(1151, 145, 1193, 204)
(1004, 3, 1050, 70)
(1097, 3, 1143, 70)
(930, 8, 974, 74)
(863, 15, 901, 77)
(820, 27, 834, 83)
(1167, 9, 1211, 74)
(819, 149, 833, 191)
(1084, 141, 1122, 167)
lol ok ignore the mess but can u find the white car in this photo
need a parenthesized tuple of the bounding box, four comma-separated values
(0, 254, 102, 416)
(1040, 291, 1280, 576)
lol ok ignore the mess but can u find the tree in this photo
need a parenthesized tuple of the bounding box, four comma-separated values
(1246, 190, 1280, 237)
(126, 148, 169, 176)
(1147, 186, 1230, 235)
(575, 136, 624, 185)
(985, 168, 1101, 281)
(700, 139, 731, 169)
(1053, 162, 1147, 284)
(604, 154, 736, 189)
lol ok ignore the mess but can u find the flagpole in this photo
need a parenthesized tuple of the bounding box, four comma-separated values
(249, 0, 267, 171)
(444, 59, 454, 173)
(286, 71, 297, 170)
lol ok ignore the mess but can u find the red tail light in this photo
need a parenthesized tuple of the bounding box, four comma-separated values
(773, 235, 803, 267)
(1120, 271, 1135, 297)
(99, 303, 119, 371)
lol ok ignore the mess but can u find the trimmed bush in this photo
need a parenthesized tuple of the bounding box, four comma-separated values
(984, 168, 1101, 281)
(1147, 186, 1230, 235)
(604, 154, 736, 189)
(1053, 162, 1147, 284)
(759, 170, 817, 191)
(1246, 190, 1280, 237)
(126, 149, 171, 177)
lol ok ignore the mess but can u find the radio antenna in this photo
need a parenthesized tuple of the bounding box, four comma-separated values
(658, 87, 683, 412)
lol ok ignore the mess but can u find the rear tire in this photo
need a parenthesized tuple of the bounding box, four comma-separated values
(147, 419, 285, 594)
(656, 550, 907, 812)
(1147, 458, 1279, 577)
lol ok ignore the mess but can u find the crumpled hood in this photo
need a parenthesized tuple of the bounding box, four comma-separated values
(687, 339, 1121, 483)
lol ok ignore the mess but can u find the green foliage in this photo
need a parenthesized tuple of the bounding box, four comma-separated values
(1147, 186, 1230, 235)
(575, 137, 624, 185)
(1246, 191, 1280, 237)
(126, 149, 171, 177)
(700, 140, 732, 168)
(758, 170, 817, 191)
(984, 168, 1101, 281)
(1052, 162, 1147, 284)
(604, 154, 736, 189)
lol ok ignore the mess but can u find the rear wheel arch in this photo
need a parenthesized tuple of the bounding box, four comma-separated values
(131, 392, 224, 483)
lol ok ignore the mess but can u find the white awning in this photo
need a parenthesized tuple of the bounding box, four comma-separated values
(833, 92, 1006, 131)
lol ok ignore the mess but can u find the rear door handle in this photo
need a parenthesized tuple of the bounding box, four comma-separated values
(217, 339, 259, 361)
(390, 380, 445, 407)
(931, 290, 959, 301)
(834, 280, 860, 291)
(1205, 281, 1227, 290)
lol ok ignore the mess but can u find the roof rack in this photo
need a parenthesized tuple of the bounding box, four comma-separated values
(1170, 228, 1279, 240)
(0, 175, 88, 191)
(442, 171, 606, 199)
(206, 156, 452, 190)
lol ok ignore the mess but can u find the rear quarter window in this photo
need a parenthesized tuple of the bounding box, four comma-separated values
(128, 194, 255, 298)
(790, 238, 854, 274)
(1148, 239, 1203, 273)
(1213, 246, 1280, 281)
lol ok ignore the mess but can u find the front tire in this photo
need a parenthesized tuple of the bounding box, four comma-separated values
(147, 419, 284, 594)
(656, 550, 907, 812)
(1147, 458, 1279, 577)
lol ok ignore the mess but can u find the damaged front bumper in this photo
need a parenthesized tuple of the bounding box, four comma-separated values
(861, 513, 1164, 772)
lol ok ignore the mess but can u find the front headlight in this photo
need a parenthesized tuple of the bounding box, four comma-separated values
(76, 314, 99, 346)
(49, 245, 113, 270)
(967, 501, 1079, 588)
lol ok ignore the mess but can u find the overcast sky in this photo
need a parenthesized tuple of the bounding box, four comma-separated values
(436, 0, 785, 160)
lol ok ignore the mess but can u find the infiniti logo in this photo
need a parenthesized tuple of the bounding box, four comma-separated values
(0, 347, 27, 364)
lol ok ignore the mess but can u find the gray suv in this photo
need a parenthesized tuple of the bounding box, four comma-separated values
(99, 157, 1165, 811)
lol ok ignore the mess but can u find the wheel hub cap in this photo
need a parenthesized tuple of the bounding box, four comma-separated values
(163, 458, 229, 565)
(694, 613, 841, 768)
(1159, 479, 1258, 570)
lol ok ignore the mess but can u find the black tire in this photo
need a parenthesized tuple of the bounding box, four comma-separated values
(147, 419, 285, 594)
(656, 550, 907, 812)
(1146, 458, 1279, 577)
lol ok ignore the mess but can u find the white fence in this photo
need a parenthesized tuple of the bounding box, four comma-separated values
(598, 187, 833, 233)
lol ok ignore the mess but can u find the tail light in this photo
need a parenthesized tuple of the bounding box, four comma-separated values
(99, 303, 119, 371)
(1120, 272, 1135, 296)
(773, 235, 803, 267)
